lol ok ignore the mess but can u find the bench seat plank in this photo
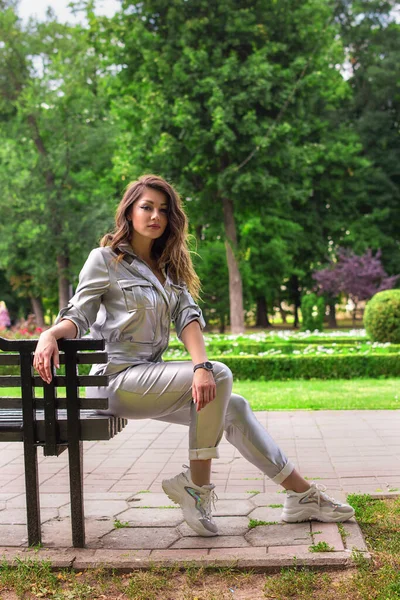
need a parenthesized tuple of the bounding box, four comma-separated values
(0, 410, 127, 442)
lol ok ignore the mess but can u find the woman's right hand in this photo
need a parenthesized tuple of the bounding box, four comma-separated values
(33, 331, 60, 384)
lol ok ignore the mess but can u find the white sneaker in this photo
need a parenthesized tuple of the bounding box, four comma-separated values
(162, 467, 218, 537)
(281, 482, 355, 523)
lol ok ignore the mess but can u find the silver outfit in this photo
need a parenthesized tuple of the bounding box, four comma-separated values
(55, 243, 294, 482)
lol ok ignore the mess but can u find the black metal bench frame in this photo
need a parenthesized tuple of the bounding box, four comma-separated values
(0, 337, 127, 548)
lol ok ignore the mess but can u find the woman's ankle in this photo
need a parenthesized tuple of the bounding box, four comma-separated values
(190, 458, 211, 487)
(280, 468, 311, 494)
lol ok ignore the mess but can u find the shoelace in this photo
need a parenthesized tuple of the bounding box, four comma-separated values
(182, 464, 218, 516)
(313, 482, 340, 506)
(200, 487, 219, 518)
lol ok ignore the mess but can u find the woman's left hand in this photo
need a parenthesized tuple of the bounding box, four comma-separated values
(192, 368, 216, 412)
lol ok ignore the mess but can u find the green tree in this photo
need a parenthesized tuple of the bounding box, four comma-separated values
(104, 0, 360, 332)
(0, 2, 116, 320)
(333, 0, 400, 275)
(240, 215, 302, 327)
(193, 240, 230, 333)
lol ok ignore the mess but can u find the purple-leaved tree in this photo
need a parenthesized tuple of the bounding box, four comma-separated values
(313, 248, 399, 324)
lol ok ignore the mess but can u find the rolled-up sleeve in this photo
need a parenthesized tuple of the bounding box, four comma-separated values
(54, 248, 110, 338)
(173, 285, 206, 341)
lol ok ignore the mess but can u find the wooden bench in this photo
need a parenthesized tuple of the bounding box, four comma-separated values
(0, 336, 127, 548)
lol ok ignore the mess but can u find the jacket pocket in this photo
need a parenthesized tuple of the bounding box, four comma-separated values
(117, 279, 156, 313)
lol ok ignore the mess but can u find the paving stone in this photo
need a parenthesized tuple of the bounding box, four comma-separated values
(75, 549, 151, 569)
(117, 508, 184, 527)
(101, 527, 179, 549)
(246, 523, 311, 547)
(1, 484, 27, 493)
(0, 493, 20, 502)
(341, 520, 368, 552)
(0, 524, 26, 546)
(208, 547, 267, 563)
(214, 500, 254, 517)
(6, 494, 70, 509)
(0, 508, 58, 525)
(59, 500, 128, 519)
(268, 545, 312, 555)
(0, 546, 27, 564)
(311, 522, 345, 551)
(127, 493, 176, 508)
(251, 492, 287, 507)
(83, 492, 132, 501)
(171, 536, 249, 549)
(41, 518, 115, 548)
(178, 516, 250, 538)
(150, 549, 209, 560)
(213, 493, 253, 500)
(41, 519, 72, 547)
(248, 507, 282, 523)
(23, 548, 76, 568)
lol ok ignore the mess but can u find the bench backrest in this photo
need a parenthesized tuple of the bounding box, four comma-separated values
(0, 337, 114, 455)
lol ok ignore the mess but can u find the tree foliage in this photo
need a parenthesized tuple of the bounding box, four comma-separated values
(313, 248, 399, 320)
(0, 0, 398, 329)
(0, 2, 117, 317)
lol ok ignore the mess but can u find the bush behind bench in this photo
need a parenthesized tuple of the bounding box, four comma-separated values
(1, 352, 399, 380)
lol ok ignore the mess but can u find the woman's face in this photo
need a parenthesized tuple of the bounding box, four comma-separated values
(130, 187, 169, 241)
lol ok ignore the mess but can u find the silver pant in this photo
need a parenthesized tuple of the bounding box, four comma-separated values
(92, 360, 294, 484)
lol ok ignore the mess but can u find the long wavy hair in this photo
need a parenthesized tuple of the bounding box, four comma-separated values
(100, 174, 201, 300)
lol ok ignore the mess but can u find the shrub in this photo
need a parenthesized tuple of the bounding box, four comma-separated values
(364, 290, 400, 343)
(300, 293, 325, 332)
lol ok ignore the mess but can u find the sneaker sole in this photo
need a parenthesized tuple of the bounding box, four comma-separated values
(281, 508, 355, 523)
(162, 479, 218, 537)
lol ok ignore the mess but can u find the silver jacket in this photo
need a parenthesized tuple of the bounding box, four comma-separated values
(55, 243, 205, 375)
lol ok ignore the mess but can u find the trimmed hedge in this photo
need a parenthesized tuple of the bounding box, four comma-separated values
(168, 341, 399, 354)
(206, 354, 400, 380)
(2, 351, 398, 380)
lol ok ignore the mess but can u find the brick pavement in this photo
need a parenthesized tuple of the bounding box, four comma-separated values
(1, 410, 399, 569)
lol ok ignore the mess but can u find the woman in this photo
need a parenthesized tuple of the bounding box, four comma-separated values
(33, 174, 354, 537)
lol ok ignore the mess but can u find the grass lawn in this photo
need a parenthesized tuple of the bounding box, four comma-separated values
(1, 494, 399, 599)
(233, 378, 400, 410)
(2, 378, 399, 410)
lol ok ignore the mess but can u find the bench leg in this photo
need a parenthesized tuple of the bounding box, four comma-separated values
(23, 442, 41, 546)
(68, 439, 85, 548)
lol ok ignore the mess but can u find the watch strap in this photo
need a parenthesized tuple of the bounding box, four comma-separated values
(193, 361, 213, 373)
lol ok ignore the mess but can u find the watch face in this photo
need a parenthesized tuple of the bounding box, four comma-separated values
(205, 361, 213, 370)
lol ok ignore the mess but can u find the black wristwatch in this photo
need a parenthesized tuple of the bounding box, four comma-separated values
(193, 361, 214, 373)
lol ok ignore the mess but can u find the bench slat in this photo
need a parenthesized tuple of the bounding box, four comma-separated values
(0, 397, 109, 410)
(0, 338, 106, 352)
(0, 355, 20, 365)
(0, 375, 109, 388)
(0, 351, 108, 367)
(0, 410, 124, 442)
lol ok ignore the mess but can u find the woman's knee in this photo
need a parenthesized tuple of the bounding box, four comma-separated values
(212, 361, 233, 386)
(225, 394, 250, 425)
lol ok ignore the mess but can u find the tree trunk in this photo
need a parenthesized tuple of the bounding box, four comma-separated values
(289, 275, 301, 328)
(328, 300, 337, 328)
(352, 302, 358, 325)
(256, 296, 272, 328)
(222, 197, 244, 334)
(279, 301, 287, 323)
(30, 296, 45, 328)
(219, 312, 225, 334)
(57, 254, 71, 310)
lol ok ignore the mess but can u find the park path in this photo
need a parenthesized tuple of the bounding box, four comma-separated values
(1, 410, 399, 568)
